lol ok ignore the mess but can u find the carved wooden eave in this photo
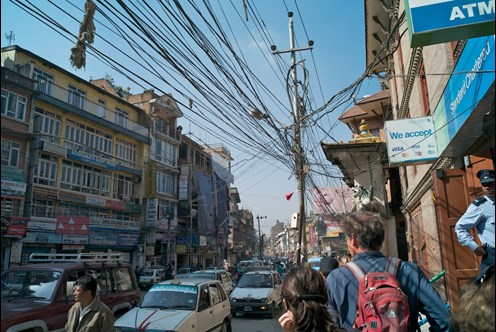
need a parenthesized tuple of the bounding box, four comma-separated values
(320, 141, 387, 187)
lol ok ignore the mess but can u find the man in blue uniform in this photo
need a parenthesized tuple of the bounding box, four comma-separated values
(455, 169, 495, 278)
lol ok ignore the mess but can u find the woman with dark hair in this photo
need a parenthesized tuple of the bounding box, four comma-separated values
(278, 265, 356, 332)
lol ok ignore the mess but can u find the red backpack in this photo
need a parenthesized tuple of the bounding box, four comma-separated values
(345, 257, 410, 332)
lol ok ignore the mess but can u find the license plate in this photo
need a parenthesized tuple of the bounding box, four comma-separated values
(244, 306, 252, 311)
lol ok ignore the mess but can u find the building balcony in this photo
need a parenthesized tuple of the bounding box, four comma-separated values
(36, 83, 149, 143)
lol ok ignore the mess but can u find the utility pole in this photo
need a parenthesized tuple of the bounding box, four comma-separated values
(271, 12, 313, 266)
(256, 215, 267, 259)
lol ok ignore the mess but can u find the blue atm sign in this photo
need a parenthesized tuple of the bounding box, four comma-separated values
(405, 0, 495, 47)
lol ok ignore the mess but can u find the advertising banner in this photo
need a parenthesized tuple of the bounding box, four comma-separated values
(405, 0, 495, 47)
(385, 116, 439, 166)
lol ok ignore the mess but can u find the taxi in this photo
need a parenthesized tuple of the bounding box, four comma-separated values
(229, 269, 283, 318)
(115, 278, 232, 332)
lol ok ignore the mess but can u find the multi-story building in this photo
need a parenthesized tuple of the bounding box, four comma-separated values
(1, 66, 38, 270)
(323, 0, 494, 311)
(124, 90, 183, 268)
(1, 45, 149, 265)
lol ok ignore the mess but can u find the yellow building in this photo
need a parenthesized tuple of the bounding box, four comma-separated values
(1, 45, 149, 265)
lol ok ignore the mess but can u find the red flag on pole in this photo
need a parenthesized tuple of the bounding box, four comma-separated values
(285, 192, 294, 201)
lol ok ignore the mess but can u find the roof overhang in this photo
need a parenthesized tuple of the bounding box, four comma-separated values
(321, 141, 387, 187)
(364, 0, 394, 74)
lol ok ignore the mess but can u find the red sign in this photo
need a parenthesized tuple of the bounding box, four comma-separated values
(55, 216, 89, 235)
(2, 217, 28, 236)
(106, 200, 126, 211)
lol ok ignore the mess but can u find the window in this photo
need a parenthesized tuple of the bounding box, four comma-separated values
(156, 170, 176, 196)
(1, 89, 27, 120)
(154, 137, 177, 166)
(33, 153, 57, 187)
(65, 120, 112, 157)
(154, 117, 168, 134)
(1, 139, 21, 167)
(60, 160, 110, 196)
(97, 99, 106, 118)
(33, 68, 54, 95)
(209, 284, 222, 305)
(113, 174, 134, 200)
(68, 84, 86, 109)
(1, 198, 15, 216)
(115, 107, 128, 128)
(32, 199, 55, 218)
(116, 139, 136, 165)
(35, 108, 61, 144)
(419, 64, 431, 116)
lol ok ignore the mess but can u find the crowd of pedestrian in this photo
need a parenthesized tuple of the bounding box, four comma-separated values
(278, 209, 495, 332)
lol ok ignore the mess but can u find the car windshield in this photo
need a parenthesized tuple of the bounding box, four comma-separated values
(236, 273, 273, 288)
(1, 270, 61, 301)
(140, 284, 198, 310)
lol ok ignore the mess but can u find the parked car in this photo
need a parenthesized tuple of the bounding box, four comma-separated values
(138, 268, 165, 290)
(114, 278, 232, 332)
(229, 269, 283, 318)
(1, 252, 140, 332)
(175, 267, 192, 279)
(188, 269, 234, 295)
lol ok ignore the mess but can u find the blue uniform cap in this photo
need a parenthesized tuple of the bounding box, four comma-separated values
(477, 169, 495, 184)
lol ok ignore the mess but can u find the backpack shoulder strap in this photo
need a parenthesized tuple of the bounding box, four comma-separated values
(344, 261, 366, 282)
(386, 257, 401, 277)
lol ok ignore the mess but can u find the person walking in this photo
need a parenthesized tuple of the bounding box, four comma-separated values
(278, 265, 357, 332)
(326, 211, 451, 331)
(66, 275, 114, 332)
(455, 169, 495, 278)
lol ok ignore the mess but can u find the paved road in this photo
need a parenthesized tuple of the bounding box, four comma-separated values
(232, 309, 284, 332)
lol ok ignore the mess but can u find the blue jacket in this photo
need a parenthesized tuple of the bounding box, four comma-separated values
(326, 251, 451, 332)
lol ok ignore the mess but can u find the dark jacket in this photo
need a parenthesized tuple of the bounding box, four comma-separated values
(326, 251, 451, 332)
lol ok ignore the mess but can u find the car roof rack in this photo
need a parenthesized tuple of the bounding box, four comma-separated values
(28, 252, 122, 263)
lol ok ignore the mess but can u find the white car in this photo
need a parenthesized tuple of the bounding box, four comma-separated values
(115, 279, 232, 332)
(138, 268, 165, 290)
(188, 269, 234, 295)
(229, 269, 283, 318)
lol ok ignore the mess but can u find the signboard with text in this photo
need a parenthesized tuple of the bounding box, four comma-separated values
(405, 0, 495, 47)
(385, 116, 439, 166)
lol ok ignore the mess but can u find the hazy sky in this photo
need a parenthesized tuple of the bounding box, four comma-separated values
(1, 1, 381, 235)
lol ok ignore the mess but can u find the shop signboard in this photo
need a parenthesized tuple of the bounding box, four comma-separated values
(405, 0, 495, 47)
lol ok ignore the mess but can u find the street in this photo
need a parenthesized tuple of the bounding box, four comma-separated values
(232, 310, 284, 332)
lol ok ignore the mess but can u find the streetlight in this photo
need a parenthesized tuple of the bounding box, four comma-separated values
(256, 215, 267, 259)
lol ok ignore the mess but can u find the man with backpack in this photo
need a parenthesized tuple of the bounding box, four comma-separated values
(326, 211, 451, 331)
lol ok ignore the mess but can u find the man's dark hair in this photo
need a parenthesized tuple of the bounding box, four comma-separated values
(341, 211, 385, 250)
(75, 275, 98, 297)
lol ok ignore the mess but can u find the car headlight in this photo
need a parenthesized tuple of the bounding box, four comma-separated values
(229, 297, 236, 302)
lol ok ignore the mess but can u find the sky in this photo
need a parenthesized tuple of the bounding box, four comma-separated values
(1, 1, 381, 236)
